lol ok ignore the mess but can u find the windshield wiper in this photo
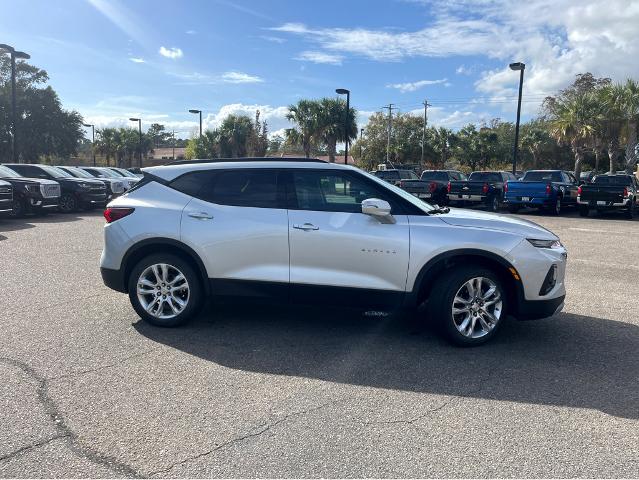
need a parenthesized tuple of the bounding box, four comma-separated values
(428, 206, 450, 214)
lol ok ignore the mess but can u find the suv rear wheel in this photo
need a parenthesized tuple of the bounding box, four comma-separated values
(128, 254, 203, 327)
(427, 266, 506, 346)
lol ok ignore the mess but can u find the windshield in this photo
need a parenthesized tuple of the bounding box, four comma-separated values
(361, 169, 436, 213)
(469, 172, 501, 182)
(114, 168, 133, 177)
(593, 175, 632, 186)
(66, 167, 92, 178)
(420, 171, 448, 181)
(40, 165, 72, 178)
(523, 171, 562, 182)
(0, 165, 21, 178)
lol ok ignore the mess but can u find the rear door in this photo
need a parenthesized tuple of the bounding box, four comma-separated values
(286, 169, 410, 308)
(179, 168, 290, 297)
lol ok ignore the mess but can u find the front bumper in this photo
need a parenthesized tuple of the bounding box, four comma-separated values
(27, 196, 59, 209)
(0, 198, 12, 213)
(78, 191, 108, 206)
(515, 295, 565, 320)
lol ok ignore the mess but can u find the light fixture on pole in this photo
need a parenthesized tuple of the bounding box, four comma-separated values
(509, 62, 525, 175)
(335, 88, 350, 164)
(83, 123, 96, 166)
(188, 109, 202, 137)
(129, 118, 142, 168)
(0, 43, 30, 163)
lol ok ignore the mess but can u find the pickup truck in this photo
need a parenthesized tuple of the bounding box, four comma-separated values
(577, 174, 638, 219)
(373, 169, 418, 186)
(447, 171, 517, 212)
(399, 170, 466, 206)
(503, 170, 579, 215)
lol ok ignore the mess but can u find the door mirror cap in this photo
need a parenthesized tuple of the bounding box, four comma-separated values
(362, 198, 395, 223)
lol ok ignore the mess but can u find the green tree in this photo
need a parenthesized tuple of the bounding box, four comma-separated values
(0, 56, 84, 162)
(286, 100, 319, 158)
(147, 123, 171, 148)
(521, 120, 553, 169)
(185, 130, 220, 159)
(315, 98, 357, 163)
(218, 114, 254, 157)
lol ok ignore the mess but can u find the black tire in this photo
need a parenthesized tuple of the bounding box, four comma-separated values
(128, 253, 203, 327)
(487, 195, 499, 212)
(626, 199, 636, 220)
(550, 197, 562, 216)
(579, 205, 589, 217)
(507, 204, 520, 214)
(426, 266, 507, 346)
(58, 193, 78, 213)
(9, 199, 26, 218)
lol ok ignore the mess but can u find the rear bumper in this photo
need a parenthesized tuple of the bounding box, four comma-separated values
(448, 194, 485, 203)
(504, 197, 554, 207)
(577, 197, 629, 207)
(101, 267, 127, 293)
(515, 295, 565, 320)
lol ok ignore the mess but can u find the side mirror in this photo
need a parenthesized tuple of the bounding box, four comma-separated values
(362, 198, 395, 223)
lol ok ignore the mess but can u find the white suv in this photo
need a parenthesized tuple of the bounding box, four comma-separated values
(100, 159, 567, 346)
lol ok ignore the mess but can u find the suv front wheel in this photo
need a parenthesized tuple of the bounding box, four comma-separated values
(427, 266, 506, 346)
(128, 254, 203, 327)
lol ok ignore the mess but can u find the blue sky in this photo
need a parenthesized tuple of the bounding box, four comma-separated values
(1, 0, 637, 138)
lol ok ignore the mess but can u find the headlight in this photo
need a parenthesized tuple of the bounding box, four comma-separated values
(25, 184, 40, 193)
(79, 182, 92, 189)
(527, 238, 563, 249)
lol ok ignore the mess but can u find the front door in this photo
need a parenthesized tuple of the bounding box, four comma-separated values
(287, 169, 410, 308)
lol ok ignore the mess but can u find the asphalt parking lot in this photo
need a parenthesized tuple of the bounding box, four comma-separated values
(1, 209, 638, 478)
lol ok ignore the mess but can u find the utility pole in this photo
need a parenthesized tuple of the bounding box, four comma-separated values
(384, 104, 396, 165)
(172, 130, 176, 160)
(421, 100, 431, 167)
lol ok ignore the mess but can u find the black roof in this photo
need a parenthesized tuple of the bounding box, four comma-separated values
(168, 157, 327, 166)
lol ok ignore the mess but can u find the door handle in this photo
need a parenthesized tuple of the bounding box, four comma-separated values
(188, 212, 213, 220)
(293, 223, 319, 231)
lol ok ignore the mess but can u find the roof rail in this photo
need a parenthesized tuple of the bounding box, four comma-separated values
(167, 157, 327, 166)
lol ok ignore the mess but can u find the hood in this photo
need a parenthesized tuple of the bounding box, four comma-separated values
(438, 208, 558, 240)
(2, 176, 59, 186)
(58, 177, 103, 186)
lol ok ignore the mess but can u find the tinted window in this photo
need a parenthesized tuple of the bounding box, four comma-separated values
(469, 172, 502, 182)
(523, 171, 562, 182)
(203, 170, 279, 208)
(375, 170, 400, 180)
(8, 165, 43, 178)
(293, 170, 395, 213)
(170, 170, 217, 197)
(593, 175, 633, 186)
(0, 165, 21, 178)
(420, 171, 447, 181)
(399, 170, 418, 179)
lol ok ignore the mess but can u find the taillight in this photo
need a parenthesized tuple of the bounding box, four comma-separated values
(623, 187, 629, 198)
(399, 181, 405, 188)
(577, 186, 582, 196)
(447, 181, 451, 193)
(104, 207, 134, 223)
(504, 182, 508, 193)
(545, 183, 552, 195)
(482, 183, 489, 194)
(429, 181, 437, 193)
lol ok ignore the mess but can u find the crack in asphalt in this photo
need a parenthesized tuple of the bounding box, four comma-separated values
(148, 399, 343, 477)
(0, 357, 142, 477)
(0, 433, 70, 463)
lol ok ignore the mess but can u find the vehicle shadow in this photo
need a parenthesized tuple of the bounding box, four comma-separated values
(0, 219, 36, 233)
(134, 305, 639, 420)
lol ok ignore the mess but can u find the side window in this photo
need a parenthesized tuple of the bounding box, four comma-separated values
(292, 171, 396, 213)
(170, 170, 217, 198)
(202, 170, 279, 208)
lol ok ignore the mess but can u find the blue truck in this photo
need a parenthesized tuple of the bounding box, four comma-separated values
(503, 170, 580, 215)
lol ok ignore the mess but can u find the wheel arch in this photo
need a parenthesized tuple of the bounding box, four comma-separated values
(408, 249, 523, 313)
(121, 238, 210, 295)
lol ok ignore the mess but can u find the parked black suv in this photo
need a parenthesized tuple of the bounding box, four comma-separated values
(57, 166, 126, 202)
(5, 164, 107, 213)
(0, 165, 61, 217)
(0, 180, 13, 216)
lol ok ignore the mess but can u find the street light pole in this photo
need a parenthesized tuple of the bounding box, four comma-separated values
(189, 109, 202, 137)
(129, 118, 142, 168)
(360, 128, 364, 159)
(335, 88, 350, 164)
(83, 123, 95, 166)
(0, 44, 30, 163)
(509, 62, 526, 175)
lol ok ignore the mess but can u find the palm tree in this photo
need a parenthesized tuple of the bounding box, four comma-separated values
(521, 121, 552, 169)
(286, 100, 319, 158)
(219, 115, 253, 157)
(316, 98, 357, 163)
(547, 91, 601, 179)
(620, 79, 639, 173)
(597, 84, 625, 173)
(95, 128, 118, 166)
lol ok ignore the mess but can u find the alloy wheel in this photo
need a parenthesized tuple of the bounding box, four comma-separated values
(451, 276, 503, 339)
(136, 263, 190, 319)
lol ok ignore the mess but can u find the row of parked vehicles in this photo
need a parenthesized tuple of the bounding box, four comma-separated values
(374, 168, 639, 219)
(0, 164, 141, 218)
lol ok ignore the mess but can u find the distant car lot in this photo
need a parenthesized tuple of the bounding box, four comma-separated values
(1, 210, 638, 477)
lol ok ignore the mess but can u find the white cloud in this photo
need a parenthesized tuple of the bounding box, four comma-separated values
(220, 71, 264, 84)
(261, 35, 286, 44)
(295, 51, 343, 65)
(129, 57, 145, 63)
(386, 78, 448, 93)
(185, 30, 197, 35)
(159, 46, 183, 59)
